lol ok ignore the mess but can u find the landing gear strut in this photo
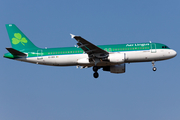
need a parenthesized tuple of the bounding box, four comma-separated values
(93, 66, 100, 78)
(152, 61, 157, 71)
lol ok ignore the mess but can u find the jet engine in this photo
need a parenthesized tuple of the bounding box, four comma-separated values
(103, 64, 126, 73)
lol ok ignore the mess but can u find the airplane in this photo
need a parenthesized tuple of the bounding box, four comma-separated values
(4, 24, 177, 78)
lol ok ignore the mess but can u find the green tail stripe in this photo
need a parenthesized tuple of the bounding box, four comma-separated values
(6, 24, 38, 50)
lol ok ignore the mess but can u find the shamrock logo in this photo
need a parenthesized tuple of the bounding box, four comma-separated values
(12, 33, 28, 46)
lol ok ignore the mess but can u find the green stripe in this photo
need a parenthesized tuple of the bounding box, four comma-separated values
(4, 42, 170, 58)
(24, 42, 169, 58)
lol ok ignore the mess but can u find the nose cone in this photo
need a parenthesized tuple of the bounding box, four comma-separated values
(170, 49, 177, 58)
(172, 50, 177, 57)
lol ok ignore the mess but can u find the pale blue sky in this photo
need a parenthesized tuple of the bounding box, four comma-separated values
(0, 0, 180, 120)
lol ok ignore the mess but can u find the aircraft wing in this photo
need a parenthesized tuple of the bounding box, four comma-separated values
(70, 34, 109, 58)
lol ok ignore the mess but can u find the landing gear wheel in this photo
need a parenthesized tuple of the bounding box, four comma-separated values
(93, 66, 100, 78)
(152, 61, 157, 71)
(153, 67, 157, 71)
(93, 66, 99, 72)
(93, 72, 99, 78)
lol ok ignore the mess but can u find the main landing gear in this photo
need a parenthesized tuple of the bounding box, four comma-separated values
(93, 66, 100, 78)
(152, 61, 157, 71)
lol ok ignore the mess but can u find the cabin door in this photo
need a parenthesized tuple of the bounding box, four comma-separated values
(151, 43, 156, 53)
(37, 50, 43, 60)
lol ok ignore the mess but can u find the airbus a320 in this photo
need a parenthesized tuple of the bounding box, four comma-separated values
(4, 24, 177, 78)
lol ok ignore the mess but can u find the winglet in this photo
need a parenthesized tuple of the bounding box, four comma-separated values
(70, 34, 75, 39)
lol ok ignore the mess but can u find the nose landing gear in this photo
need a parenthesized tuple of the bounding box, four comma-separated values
(152, 61, 157, 71)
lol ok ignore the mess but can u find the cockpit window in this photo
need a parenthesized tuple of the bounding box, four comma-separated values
(162, 46, 169, 49)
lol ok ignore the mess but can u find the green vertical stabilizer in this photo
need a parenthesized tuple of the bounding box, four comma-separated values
(6, 24, 38, 50)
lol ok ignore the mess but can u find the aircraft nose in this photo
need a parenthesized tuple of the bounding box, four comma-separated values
(172, 50, 177, 57)
(171, 49, 177, 58)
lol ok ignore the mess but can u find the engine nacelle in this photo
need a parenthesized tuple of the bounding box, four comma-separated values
(108, 53, 125, 63)
(103, 64, 126, 73)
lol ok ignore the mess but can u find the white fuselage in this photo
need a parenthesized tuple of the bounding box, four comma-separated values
(17, 49, 177, 67)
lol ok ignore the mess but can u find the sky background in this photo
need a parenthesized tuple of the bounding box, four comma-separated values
(0, 0, 180, 120)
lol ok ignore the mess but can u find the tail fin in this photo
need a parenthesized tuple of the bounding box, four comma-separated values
(6, 24, 38, 50)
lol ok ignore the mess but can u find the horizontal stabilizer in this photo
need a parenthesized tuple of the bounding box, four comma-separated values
(6, 48, 27, 56)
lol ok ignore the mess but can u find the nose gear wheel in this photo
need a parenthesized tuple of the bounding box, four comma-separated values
(153, 67, 157, 71)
